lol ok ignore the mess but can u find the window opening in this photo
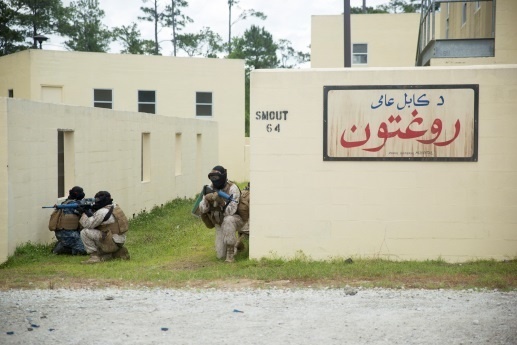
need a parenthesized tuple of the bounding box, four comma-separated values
(352, 43, 368, 65)
(138, 90, 156, 114)
(175, 133, 182, 176)
(141, 133, 151, 181)
(94, 89, 113, 109)
(196, 92, 212, 116)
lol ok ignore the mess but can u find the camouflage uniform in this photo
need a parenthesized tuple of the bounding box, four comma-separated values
(54, 229, 85, 255)
(80, 203, 126, 255)
(199, 168, 244, 263)
(51, 197, 87, 255)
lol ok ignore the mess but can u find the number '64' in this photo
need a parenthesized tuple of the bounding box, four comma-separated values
(266, 124, 280, 133)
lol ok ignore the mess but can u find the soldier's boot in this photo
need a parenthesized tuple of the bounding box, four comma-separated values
(52, 242, 72, 255)
(81, 252, 101, 264)
(100, 253, 114, 262)
(112, 247, 130, 260)
(225, 245, 235, 263)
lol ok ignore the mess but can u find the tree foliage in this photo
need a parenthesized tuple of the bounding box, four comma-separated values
(60, 0, 112, 52)
(177, 27, 224, 58)
(350, 6, 388, 14)
(139, 0, 164, 55)
(163, 0, 192, 56)
(277, 39, 310, 69)
(4, 0, 66, 50)
(0, 1, 27, 55)
(377, 0, 421, 13)
(229, 25, 278, 73)
(113, 22, 156, 55)
(227, 0, 266, 54)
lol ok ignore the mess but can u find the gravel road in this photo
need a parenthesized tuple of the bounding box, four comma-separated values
(1, 287, 515, 345)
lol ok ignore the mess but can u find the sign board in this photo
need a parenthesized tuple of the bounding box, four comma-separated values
(323, 85, 478, 161)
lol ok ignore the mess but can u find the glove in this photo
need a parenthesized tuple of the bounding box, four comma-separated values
(73, 206, 85, 216)
(84, 208, 94, 217)
(214, 196, 226, 205)
(205, 192, 218, 202)
(202, 185, 213, 196)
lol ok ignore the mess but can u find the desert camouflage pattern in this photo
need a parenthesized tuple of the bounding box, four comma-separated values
(199, 182, 244, 262)
(79, 203, 126, 254)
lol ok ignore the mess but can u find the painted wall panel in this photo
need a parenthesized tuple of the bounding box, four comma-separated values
(250, 65, 517, 262)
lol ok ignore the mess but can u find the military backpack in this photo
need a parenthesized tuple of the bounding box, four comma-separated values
(236, 183, 250, 223)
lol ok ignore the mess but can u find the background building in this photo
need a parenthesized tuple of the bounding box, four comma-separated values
(0, 49, 247, 182)
(311, 13, 423, 68)
(311, 1, 516, 68)
(418, 0, 516, 66)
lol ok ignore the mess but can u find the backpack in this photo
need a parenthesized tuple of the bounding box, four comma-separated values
(48, 209, 62, 231)
(236, 183, 250, 223)
(48, 200, 81, 231)
(98, 205, 129, 235)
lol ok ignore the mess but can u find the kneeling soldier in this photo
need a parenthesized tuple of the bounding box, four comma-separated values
(79, 191, 130, 264)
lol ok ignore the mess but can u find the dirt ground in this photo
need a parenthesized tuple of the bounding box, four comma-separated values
(1, 287, 516, 345)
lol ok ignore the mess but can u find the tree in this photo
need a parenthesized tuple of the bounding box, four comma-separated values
(60, 0, 112, 52)
(229, 25, 278, 73)
(0, 1, 27, 55)
(163, 0, 192, 56)
(400, 0, 422, 13)
(377, 0, 421, 13)
(139, 0, 164, 55)
(113, 23, 156, 55)
(177, 27, 224, 58)
(7, 0, 66, 49)
(350, 6, 388, 14)
(276, 39, 310, 69)
(227, 0, 266, 54)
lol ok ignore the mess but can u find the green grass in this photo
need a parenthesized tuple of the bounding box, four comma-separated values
(1, 196, 516, 291)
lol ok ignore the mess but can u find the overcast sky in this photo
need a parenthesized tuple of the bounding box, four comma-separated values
(47, 0, 390, 56)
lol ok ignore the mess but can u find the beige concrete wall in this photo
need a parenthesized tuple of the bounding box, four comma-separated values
(0, 50, 247, 182)
(311, 13, 422, 68)
(0, 98, 218, 263)
(0, 51, 31, 99)
(250, 65, 517, 263)
(488, 0, 517, 64)
(244, 137, 250, 182)
(0, 99, 8, 262)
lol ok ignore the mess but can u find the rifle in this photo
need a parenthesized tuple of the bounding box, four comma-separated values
(42, 198, 95, 209)
(203, 185, 239, 204)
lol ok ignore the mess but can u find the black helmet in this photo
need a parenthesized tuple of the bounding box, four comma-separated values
(92, 191, 113, 210)
(68, 186, 85, 200)
(208, 165, 227, 189)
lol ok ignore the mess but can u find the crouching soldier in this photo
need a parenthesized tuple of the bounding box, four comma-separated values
(49, 186, 88, 255)
(79, 191, 130, 264)
(198, 165, 244, 263)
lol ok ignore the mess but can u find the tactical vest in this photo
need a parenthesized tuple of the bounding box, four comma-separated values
(98, 205, 129, 235)
(49, 200, 80, 231)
